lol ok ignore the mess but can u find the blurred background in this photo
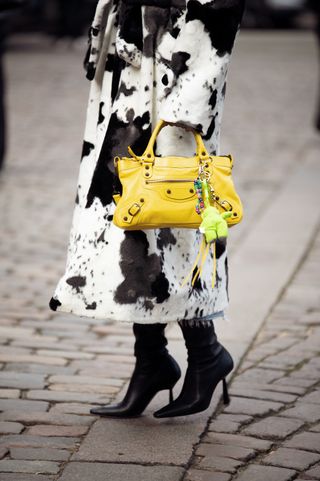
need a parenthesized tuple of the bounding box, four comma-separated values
(0, 0, 319, 170)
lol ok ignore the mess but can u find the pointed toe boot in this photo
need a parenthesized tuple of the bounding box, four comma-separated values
(90, 323, 181, 418)
(153, 320, 233, 418)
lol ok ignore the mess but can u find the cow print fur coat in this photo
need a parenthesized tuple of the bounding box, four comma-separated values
(50, 0, 245, 324)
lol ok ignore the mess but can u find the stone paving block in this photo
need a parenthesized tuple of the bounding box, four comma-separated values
(0, 422, 24, 434)
(311, 424, 320, 433)
(207, 419, 239, 434)
(40, 326, 99, 338)
(242, 416, 304, 439)
(0, 354, 67, 365)
(274, 377, 317, 389)
(231, 381, 305, 395)
(84, 346, 133, 355)
(4, 363, 77, 375)
(223, 397, 283, 416)
(234, 463, 296, 481)
(211, 415, 252, 424)
(298, 390, 320, 405)
(203, 433, 272, 451)
(234, 368, 284, 384)
(305, 464, 320, 479)
(262, 447, 320, 470)
(58, 462, 184, 481)
(0, 475, 54, 481)
(78, 367, 131, 379)
(196, 443, 256, 462)
(10, 447, 71, 461)
(0, 459, 60, 474)
(0, 326, 36, 339)
(0, 372, 46, 389)
(185, 468, 231, 481)
(36, 349, 94, 360)
(0, 411, 93, 426)
(280, 403, 320, 423)
(0, 389, 20, 399)
(0, 399, 48, 412)
(95, 354, 135, 364)
(49, 383, 119, 395)
(22, 321, 89, 331)
(48, 375, 123, 387)
(289, 367, 320, 381)
(0, 435, 80, 449)
(49, 403, 96, 415)
(0, 346, 32, 356)
(283, 432, 320, 453)
(197, 455, 243, 473)
(26, 390, 109, 404)
(229, 387, 297, 404)
(12, 339, 80, 351)
(27, 425, 89, 437)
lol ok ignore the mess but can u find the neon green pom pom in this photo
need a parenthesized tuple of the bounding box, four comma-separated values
(199, 206, 230, 243)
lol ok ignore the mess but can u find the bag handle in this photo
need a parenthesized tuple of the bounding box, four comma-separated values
(141, 119, 210, 162)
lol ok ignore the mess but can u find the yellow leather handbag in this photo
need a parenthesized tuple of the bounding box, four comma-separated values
(112, 120, 243, 230)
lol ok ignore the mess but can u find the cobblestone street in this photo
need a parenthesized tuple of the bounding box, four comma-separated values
(0, 31, 319, 480)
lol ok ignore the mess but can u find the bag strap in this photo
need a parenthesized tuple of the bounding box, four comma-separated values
(141, 119, 210, 163)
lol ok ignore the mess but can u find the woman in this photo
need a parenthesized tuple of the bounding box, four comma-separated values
(50, 0, 245, 418)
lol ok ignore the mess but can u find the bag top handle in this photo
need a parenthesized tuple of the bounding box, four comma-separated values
(142, 119, 210, 162)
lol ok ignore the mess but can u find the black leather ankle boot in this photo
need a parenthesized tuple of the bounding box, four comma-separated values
(153, 320, 233, 418)
(90, 322, 181, 417)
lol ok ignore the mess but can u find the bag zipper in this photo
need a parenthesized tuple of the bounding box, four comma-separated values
(145, 178, 195, 184)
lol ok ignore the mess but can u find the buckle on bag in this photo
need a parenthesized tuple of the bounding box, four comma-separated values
(128, 203, 141, 216)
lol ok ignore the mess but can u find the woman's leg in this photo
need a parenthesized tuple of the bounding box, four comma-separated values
(153, 318, 233, 418)
(90, 322, 181, 417)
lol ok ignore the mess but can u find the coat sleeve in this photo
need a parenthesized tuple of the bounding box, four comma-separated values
(158, 0, 245, 136)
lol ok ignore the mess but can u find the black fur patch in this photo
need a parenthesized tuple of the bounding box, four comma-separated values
(171, 51, 191, 77)
(105, 53, 115, 71)
(66, 276, 86, 293)
(118, 3, 143, 52)
(144, 7, 171, 57)
(86, 301, 97, 310)
(81, 141, 94, 160)
(215, 237, 227, 258)
(86, 111, 151, 208)
(116, 82, 137, 99)
(114, 231, 170, 305)
(161, 74, 169, 86)
(98, 102, 105, 124)
(186, 0, 245, 56)
(203, 112, 217, 141)
(156, 229, 177, 250)
(111, 57, 126, 104)
(49, 297, 61, 311)
(191, 267, 203, 291)
(86, 61, 96, 81)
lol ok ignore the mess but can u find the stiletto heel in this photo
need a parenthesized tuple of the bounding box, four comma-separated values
(169, 387, 173, 403)
(154, 322, 234, 418)
(222, 378, 230, 405)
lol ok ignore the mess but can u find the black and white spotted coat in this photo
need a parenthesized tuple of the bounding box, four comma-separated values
(50, 0, 245, 324)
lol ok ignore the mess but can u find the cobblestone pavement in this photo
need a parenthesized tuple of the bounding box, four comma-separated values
(0, 31, 319, 480)
(185, 228, 320, 481)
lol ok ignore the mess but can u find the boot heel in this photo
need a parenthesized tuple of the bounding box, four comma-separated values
(222, 378, 230, 405)
(169, 387, 173, 403)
